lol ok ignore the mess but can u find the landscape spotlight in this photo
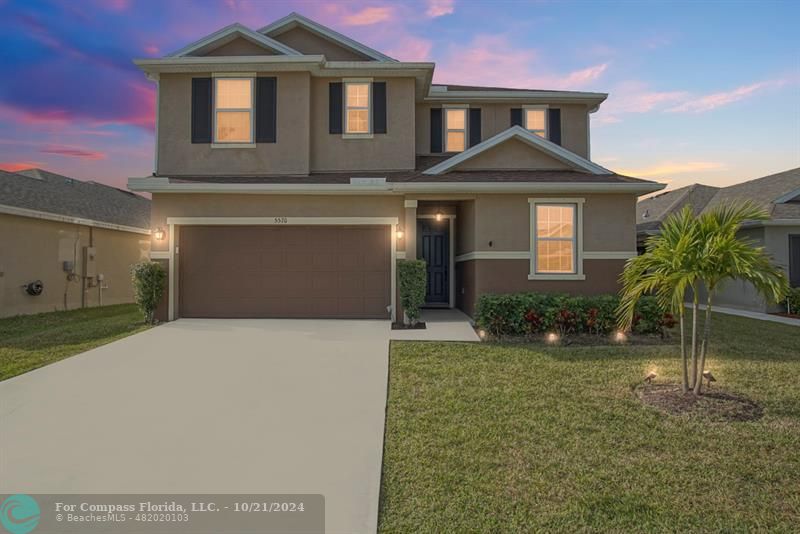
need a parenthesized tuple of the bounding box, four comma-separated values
(613, 330, 627, 343)
(545, 332, 559, 344)
(644, 372, 657, 384)
(477, 329, 487, 340)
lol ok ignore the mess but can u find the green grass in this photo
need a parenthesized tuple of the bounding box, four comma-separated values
(380, 313, 800, 532)
(0, 304, 151, 381)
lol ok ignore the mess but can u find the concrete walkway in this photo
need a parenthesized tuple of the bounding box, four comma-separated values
(0, 319, 390, 534)
(695, 304, 800, 326)
(389, 308, 480, 341)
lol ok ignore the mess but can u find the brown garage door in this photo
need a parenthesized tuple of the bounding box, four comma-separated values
(178, 225, 391, 319)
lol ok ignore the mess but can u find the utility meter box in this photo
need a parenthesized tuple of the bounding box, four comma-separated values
(83, 247, 97, 277)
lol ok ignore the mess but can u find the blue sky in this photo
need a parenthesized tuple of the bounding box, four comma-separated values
(0, 0, 798, 191)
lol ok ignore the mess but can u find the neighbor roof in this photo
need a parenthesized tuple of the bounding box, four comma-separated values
(1, 169, 150, 230)
(637, 183, 720, 232)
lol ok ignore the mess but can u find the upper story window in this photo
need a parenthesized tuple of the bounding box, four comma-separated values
(445, 107, 467, 152)
(524, 106, 547, 138)
(345, 81, 371, 134)
(215, 78, 253, 143)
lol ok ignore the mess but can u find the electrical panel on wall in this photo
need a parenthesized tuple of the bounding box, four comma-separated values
(82, 247, 97, 278)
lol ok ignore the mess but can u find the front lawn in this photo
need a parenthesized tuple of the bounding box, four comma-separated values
(380, 313, 800, 532)
(0, 304, 151, 381)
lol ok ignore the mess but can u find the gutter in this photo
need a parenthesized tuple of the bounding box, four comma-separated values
(128, 177, 665, 196)
(0, 204, 151, 235)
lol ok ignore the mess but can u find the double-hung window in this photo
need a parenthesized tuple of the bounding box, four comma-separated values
(444, 107, 467, 152)
(345, 81, 371, 135)
(529, 199, 584, 279)
(524, 106, 547, 138)
(214, 78, 254, 143)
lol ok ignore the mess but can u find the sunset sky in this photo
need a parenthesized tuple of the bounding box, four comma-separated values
(1, 0, 798, 192)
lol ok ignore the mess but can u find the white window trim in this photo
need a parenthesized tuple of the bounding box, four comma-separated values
(212, 77, 255, 145)
(343, 78, 372, 138)
(528, 198, 585, 280)
(444, 105, 468, 153)
(523, 104, 548, 138)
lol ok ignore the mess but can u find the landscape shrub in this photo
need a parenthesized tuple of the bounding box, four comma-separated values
(397, 259, 427, 325)
(783, 286, 800, 315)
(131, 261, 166, 324)
(475, 292, 670, 338)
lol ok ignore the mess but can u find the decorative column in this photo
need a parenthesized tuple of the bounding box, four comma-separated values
(404, 199, 417, 260)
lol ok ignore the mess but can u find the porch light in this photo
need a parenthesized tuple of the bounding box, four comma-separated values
(435, 210, 444, 222)
(396, 227, 404, 240)
(154, 227, 165, 241)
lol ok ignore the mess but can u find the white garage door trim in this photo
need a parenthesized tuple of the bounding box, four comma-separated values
(165, 216, 400, 321)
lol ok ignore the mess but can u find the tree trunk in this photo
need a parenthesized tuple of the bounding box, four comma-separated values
(680, 306, 688, 393)
(694, 291, 714, 395)
(690, 287, 699, 389)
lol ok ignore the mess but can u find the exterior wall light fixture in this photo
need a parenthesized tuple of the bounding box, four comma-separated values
(154, 227, 166, 241)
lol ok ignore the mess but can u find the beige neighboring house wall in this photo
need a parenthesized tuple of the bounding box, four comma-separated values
(270, 26, 372, 61)
(415, 103, 590, 158)
(0, 213, 150, 317)
(157, 72, 312, 176)
(309, 77, 416, 172)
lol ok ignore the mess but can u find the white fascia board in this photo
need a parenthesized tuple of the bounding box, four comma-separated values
(0, 203, 151, 235)
(258, 12, 397, 62)
(134, 55, 325, 74)
(127, 177, 665, 196)
(166, 23, 301, 58)
(423, 125, 611, 175)
(425, 89, 608, 105)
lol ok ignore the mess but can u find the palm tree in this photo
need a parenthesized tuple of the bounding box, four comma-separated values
(618, 207, 701, 393)
(691, 202, 788, 394)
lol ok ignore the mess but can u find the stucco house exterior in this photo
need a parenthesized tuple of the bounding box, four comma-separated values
(637, 167, 800, 313)
(128, 12, 664, 322)
(1, 169, 151, 317)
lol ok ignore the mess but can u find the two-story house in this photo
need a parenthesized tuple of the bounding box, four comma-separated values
(128, 13, 664, 322)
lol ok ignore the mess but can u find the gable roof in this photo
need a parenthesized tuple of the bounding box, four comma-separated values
(166, 23, 301, 58)
(700, 167, 800, 219)
(1, 169, 150, 232)
(637, 183, 720, 232)
(258, 12, 396, 62)
(423, 126, 611, 176)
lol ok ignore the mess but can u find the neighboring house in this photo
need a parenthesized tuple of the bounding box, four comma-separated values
(128, 12, 664, 321)
(637, 167, 800, 313)
(0, 169, 151, 317)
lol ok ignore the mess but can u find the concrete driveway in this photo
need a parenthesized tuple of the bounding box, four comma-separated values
(0, 319, 390, 534)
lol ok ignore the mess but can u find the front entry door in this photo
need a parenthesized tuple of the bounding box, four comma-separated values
(417, 218, 449, 305)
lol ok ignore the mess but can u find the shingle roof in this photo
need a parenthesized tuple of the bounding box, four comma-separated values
(636, 167, 800, 235)
(1, 169, 150, 229)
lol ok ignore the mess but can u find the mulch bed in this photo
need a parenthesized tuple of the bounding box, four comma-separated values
(635, 383, 763, 422)
(391, 322, 427, 330)
(770, 312, 800, 320)
(483, 332, 675, 346)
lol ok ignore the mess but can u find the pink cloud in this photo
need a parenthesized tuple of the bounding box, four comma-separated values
(666, 81, 784, 113)
(342, 6, 395, 26)
(386, 35, 433, 61)
(433, 35, 607, 90)
(0, 161, 44, 172)
(40, 145, 107, 160)
(426, 0, 455, 17)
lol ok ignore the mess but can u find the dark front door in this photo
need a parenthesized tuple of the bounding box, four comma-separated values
(417, 218, 449, 304)
(790, 235, 800, 287)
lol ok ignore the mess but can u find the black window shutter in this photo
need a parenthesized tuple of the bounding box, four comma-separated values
(372, 82, 387, 134)
(329, 82, 343, 134)
(191, 78, 212, 143)
(548, 108, 562, 145)
(468, 108, 481, 147)
(430, 108, 443, 153)
(510, 108, 523, 127)
(255, 77, 277, 143)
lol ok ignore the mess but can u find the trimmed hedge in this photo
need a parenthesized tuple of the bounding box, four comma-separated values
(131, 260, 166, 324)
(398, 259, 427, 324)
(475, 293, 675, 338)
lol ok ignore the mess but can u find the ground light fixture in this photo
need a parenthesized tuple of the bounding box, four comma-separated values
(644, 372, 657, 383)
(703, 371, 716, 388)
(153, 227, 165, 240)
(545, 332, 559, 344)
(613, 330, 627, 343)
(477, 329, 487, 340)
